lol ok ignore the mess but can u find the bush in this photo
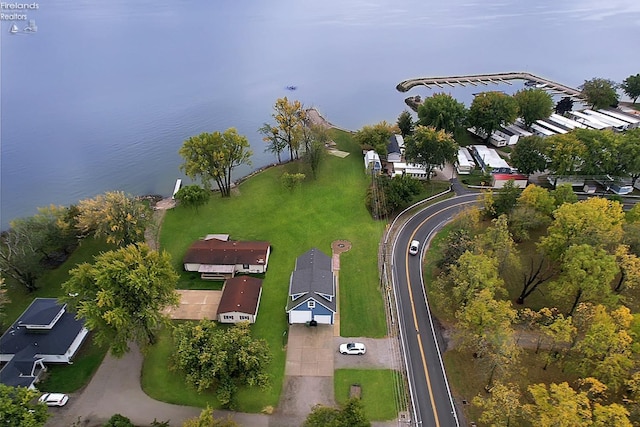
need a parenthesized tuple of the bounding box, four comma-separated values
(103, 414, 134, 427)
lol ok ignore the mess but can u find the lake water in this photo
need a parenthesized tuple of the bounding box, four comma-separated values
(1, 0, 639, 228)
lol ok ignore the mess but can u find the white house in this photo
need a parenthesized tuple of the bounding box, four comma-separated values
(364, 150, 382, 174)
(386, 134, 404, 163)
(456, 147, 476, 175)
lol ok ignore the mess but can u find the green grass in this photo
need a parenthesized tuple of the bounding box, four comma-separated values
(2, 238, 115, 393)
(459, 170, 491, 187)
(147, 129, 390, 411)
(36, 332, 108, 393)
(334, 369, 404, 421)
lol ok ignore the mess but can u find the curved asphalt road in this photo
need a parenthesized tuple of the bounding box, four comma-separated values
(392, 192, 479, 427)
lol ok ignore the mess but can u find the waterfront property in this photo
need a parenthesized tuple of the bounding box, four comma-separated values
(455, 147, 476, 175)
(470, 145, 513, 174)
(0, 299, 89, 389)
(364, 150, 382, 174)
(216, 276, 263, 324)
(386, 134, 404, 163)
(183, 234, 271, 280)
(286, 248, 336, 325)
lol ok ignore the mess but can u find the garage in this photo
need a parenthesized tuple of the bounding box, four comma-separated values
(313, 315, 332, 324)
(289, 310, 312, 324)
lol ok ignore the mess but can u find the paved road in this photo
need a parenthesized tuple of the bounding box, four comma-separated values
(392, 193, 480, 427)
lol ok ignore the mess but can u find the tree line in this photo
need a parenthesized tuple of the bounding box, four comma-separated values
(430, 186, 640, 425)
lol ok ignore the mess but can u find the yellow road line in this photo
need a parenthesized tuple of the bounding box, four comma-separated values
(403, 199, 477, 427)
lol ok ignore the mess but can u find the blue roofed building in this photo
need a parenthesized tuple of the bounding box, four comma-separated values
(0, 298, 89, 389)
(286, 248, 336, 325)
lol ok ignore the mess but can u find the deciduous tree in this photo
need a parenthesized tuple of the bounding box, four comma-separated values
(76, 191, 151, 246)
(474, 215, 519, 274)
(524, 382, 592, 427)
(621, 73, 640, 104)
(491, 180, 521, 217)
(404, 125, 458, 180)
(182, 407, 238, 427)
(61, 243, 179, 357)
(510, 135, 548, 176)
(172, 320, 271, 408)
(472, 382, 523, 427)
(353, 121, 397, 156)
(258, 122, 286, 164)
(620, 128, 640, 187)
(468, 91, 518, 142)
(538, 197, 625, 261)
(179, 129, 253, 198)
(417, 93, 468, 135)
(0, 383, 49, 426)
(573, 128, 623, 176)
(579, 78, 619, 109)
(543, 132, 586, 178)
(303, 398, 370, 427)
(555, 97, 574, 115)
(174, 185, 210, 210)
(513, 88, 554, 129)
(272, 97, 306, 160)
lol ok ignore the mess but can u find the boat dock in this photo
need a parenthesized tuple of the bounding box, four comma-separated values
(396, 71, 584, 100)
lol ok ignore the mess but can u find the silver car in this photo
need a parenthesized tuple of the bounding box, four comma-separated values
(409, 240, 420, 256)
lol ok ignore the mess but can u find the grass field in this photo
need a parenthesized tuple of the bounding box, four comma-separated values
(334, 369, 404, 421)
(147, 129, 392, 411)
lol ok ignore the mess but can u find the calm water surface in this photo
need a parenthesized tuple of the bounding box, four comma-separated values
(1, 0, 639, 228)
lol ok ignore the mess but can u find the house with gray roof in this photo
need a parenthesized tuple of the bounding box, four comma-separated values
(286, 248, 336, 325)
(0, 298, 89, 389)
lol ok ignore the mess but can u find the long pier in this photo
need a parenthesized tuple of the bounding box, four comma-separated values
(396, 71, 584, 99)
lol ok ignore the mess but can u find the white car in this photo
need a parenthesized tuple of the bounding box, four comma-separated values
(409, 240, 420, 256)
(339, 342, 366, 355)
(39, 393, 69, 407)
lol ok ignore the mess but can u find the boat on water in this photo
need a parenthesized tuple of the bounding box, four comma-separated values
(286, 85, 297, 91)
(9, 24, 19, 34)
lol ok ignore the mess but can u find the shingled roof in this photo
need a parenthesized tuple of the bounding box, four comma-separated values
(217, 276, 263, 316)
(184, 239, 270, 266)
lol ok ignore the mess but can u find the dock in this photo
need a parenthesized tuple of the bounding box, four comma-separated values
(396, 71, 584, 100)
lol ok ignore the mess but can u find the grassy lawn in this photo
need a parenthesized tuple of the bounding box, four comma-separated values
(148, 129, 394, 411)
(334, 369, 404, 421)
(2, 238, 115, 393)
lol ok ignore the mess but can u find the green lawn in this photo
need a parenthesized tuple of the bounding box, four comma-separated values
(334, 369, 404, 421)
(2, 238, 115, 393)
(148, 129, 391, 411)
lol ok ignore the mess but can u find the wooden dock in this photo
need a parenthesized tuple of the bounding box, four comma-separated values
(396, 71, 584, 100)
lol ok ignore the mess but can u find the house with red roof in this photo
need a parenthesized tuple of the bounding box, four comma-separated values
(216, 276, 263, 324)
(183, 235, 271, 280)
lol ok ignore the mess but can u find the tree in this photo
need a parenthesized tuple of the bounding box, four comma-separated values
(103, 414, 134, 427)
(258, 122, 287, 164)
(555, 97, 574, 115)
(61, 243, 179, 357)
(436, 228, 474, 272)
(510, 135, 547, 176)
(543, 132, 586, 178)
(281, 172, 306, 191)
(619, 128, 640, 187)
(538, 197, 625, 261)
(524, 382, 592, 427)
(0, 222, 46, 292)
(0, 277, 8, 325)
(491, 180, 521, 217)
(368, 174, 422, 218)
(474, 215, 519, 274)
(571, 305, 634, 392)
(179, 129, 253, 198)
(621, 73, 640, 104)
(172, 320, 271, 408)
(573, 128, 623, 176)
(174, 185, 210, 210)
(592, 403, 632, 427)
(0, 383, 49, 426)
(468, 91, 518, 142)
(550, 183, 578, 207)
(518, 184, 555, 216)
(270, 97, 307, 160)
(396, 110, 414, 136)
(303, 398, 370, 427)
(472, 382, 523, 427)
(76, 191, 151, 246)
(403, 125, 458, 180)
(513, 88, 554, 129)
(550, 244, 619, 315)
(353, 121, 397, 156)
(579, 78, 619, 109)
(417, 93, 468, 135)
(305, 140, 324, 179)
(182, 407, 238, 427)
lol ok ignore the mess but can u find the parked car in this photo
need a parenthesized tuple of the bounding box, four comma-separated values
(409, 240, 420, 256)
(38, 393, 69, 407)
(339, 342, 366, 355)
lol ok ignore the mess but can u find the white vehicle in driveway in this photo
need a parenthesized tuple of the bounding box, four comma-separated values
(339, 342, 366, 355)
(39, 393, 69, 407)
(409, 240, 420, 256)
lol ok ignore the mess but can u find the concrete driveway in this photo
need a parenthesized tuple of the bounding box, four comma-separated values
(163, 290, 221, 320)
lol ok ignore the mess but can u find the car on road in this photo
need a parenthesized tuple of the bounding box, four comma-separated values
(339, 342, 366, 355)
(38, 393, 69, 407)
(409, 240, 420, 256)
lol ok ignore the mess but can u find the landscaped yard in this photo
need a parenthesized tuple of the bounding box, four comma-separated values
(334, 369, 405, 421)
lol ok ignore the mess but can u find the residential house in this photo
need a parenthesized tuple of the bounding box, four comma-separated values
(386, 134, 404, 163)
(364, 150, 382, 174)
(183, 235, 271, 280)
(216, 276, 263, 324)
(286, 248, 336, 325)
(0, 298, 89, 389)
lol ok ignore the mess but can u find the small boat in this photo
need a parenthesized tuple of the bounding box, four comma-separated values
(9, 24, 19, 34)
(286, 85, 297, 91)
